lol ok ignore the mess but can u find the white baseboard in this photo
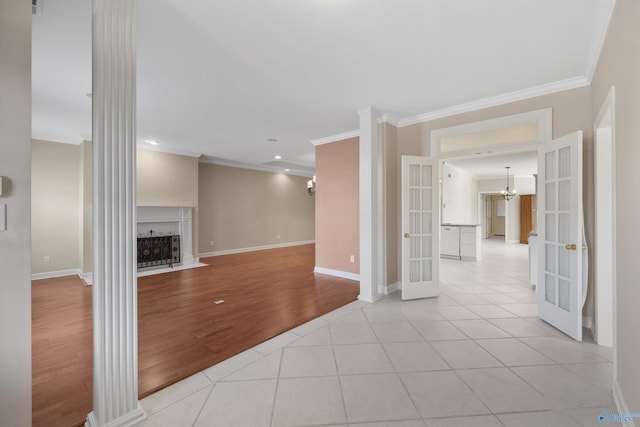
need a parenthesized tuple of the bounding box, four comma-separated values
(198, 240, 315, 258)
(314, 266, 360, 281)
(613, 380, 636, 427)
(32, 268, 82, 281)
(378, 282, 400, 295)
(582, 315, 593, 330)
(81, 272, 93, 285)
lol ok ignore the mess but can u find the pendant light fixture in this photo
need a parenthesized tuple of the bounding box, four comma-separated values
(500, 166, 517, 201)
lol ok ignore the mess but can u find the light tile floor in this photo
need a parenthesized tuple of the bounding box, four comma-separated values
(141, 238, 616, 427)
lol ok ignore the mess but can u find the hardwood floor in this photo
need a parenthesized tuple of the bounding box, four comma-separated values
(32, 244, 359, 427)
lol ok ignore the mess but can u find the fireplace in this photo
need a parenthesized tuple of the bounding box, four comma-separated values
(136, 206, 195, 271)
(137, 233, 181, 269)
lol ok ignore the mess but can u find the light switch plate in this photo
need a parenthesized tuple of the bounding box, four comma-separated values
(0, 203, 6, 231)
(0, 176, 3, 196)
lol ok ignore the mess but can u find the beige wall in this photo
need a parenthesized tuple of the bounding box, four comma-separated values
(80, 141, 92, 274)
(137, 148, 199, 207)
(591, 0, 640, 410)
(33, 145, 201, 274)
(198, 163, 315, 254)
(31, 140, 83, 274)
(0, 0, 32, 424)
(315, 138, 359, 274)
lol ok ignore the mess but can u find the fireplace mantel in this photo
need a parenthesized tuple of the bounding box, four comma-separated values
(137, 206, 195, 268)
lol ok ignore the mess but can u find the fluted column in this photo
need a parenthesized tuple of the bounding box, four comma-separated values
(86, 0, 146, 426)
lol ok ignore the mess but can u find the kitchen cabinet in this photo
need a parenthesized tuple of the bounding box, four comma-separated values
(440, 225, 481, 261)
(440, 226, 460, 258)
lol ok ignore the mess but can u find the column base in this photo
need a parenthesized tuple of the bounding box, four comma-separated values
(85, 404, 147, 427)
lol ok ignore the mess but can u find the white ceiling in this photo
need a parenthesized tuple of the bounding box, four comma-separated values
(32, 0, 615, 175)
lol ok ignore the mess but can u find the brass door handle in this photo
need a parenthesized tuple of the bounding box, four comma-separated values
(404, 233, 410, 238)
(565, 244, 588, 251)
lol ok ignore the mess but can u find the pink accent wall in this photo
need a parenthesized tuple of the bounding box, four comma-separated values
(315, 137, 359, 274)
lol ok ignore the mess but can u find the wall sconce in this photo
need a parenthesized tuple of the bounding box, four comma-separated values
(307, 175, 316, 196)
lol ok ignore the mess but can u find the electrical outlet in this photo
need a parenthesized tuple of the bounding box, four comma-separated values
(350, 255, 355, 263)
(209, 240, 214, 246)
(43, 255, 50, 262)
(277, 234, 280, 239)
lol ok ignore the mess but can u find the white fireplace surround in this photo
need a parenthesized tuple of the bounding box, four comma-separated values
(137, 206, 195, 268)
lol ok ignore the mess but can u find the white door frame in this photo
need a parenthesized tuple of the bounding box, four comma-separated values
(429, 109, 552, 158)
(594, 87, 616, 351)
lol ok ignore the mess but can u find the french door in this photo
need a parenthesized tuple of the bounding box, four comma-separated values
(401, 156, 439, 300)
(537, 131, 587, 341)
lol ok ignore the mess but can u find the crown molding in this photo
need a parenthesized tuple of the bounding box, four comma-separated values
(311, 130, 360, 146)
(379, 113, 399, 127)
(31, 131, 84, 145)
(199, 156, 314, 178)
(136, 143, 203, 158)
(584, 0, 616, 83)
(397, 76, 589, 128)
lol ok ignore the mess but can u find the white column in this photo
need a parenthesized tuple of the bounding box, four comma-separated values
(87, 0, 146, 426)
(359, 107, 383, 302)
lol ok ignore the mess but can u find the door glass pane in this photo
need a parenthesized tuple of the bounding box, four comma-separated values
(410, 189, 420, 210)
(422, 236, 432, 258)
(410, 165, 420, 186)
(410, 260, 420, 282)
(558, 147, 571, 178)
(545, 213, 556, 242)
(558, 180, 570, 211)
(545, 182, 556, 211)
(422, 212, 432, 235)
(545, 151, 556, 180)
(545, 243, 556, 273)
(410, 236, 420, 258)
(558, 213, 570, 244)
(422, 165, 432, 187)
(422, 260, 432, 281)
(558, 278, 571, 311)
(545, 274, 556, 304)
(558, 246, 570, 278)
(422, 189, 432, 210)
(410, 212, 420, 234)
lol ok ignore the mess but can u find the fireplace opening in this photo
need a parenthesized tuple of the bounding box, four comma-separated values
(137, 231, 181, 269)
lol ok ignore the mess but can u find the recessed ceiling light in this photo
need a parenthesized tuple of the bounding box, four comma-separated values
(146, 140, 158, 146)
(267, 138, 278, 142)
(274, 155, 282, 160)
(284, 169, 290, 172)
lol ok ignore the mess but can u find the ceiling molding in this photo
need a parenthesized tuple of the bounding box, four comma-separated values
(583, 0, 616, 83)
(311, 130, 360, 146)
(379, 113, 399, 127)
(199, 156, 314, 178)
(136, 143, 203, 158)
(396, 77, 589, 128)
(31, 131, 84, 145)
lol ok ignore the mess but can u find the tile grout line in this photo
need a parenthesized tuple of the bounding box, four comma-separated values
(268, 348, 284, 427)
(329, 308, 350, 426)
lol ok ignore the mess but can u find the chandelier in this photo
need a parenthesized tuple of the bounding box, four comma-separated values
(500, 166, 517, 201)
(307, 175, 316, 196)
